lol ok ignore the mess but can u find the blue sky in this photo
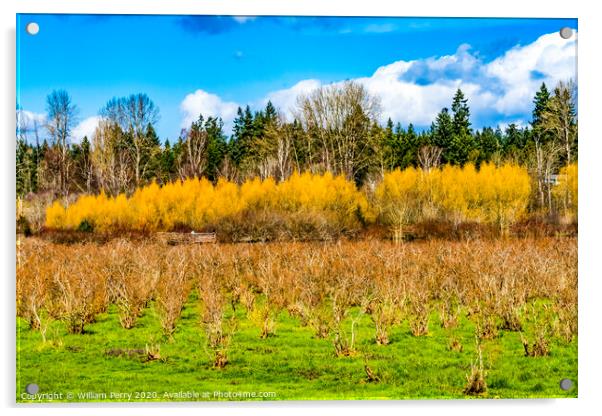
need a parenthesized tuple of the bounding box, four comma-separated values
(16, 14, 577, 143)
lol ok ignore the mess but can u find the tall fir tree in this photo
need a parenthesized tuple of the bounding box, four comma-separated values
(16, 139, 39, 196)
(433, 108, 454, 163)
(475, 127, 501, 166)
(70, 136, 93, 192)
(448, 89, 476, 165)
(398, 124, 419, 168)
(229, 105, 255, 168)
(158, 139, 176, 184)
(204, 116, 227, 182)
(451, 89, 471, 135)
(381, 118, 397, 170)
(264, 100, 278, 124)
(532, 83, 551, 128)
(141, 123, 162, 181)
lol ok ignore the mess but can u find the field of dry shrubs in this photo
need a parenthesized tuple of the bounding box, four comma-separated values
(17, 235, 577, 398)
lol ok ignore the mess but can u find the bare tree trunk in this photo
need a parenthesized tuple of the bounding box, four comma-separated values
(134, 138, 142, 187)
(534, 137, 545, 209)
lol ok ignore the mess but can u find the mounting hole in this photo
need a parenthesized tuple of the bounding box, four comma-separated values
(25, 383, 39, 394)
(559, 27, 573, 39)
(26, 22, 40, 35)
(559, 378, 574, 391)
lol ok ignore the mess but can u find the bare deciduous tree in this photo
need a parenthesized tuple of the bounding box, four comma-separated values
(296, 81, 380, 181)
(417, 145, 443, 172)
(254, 113, 294, 181)
(177, 125, 209, 179)
(45, 90, 78, 197)
(101, 94, 160, 187)
(541, 80, 577, 165)
(542, 141, 563, 214)
(91, 120, 134, 195)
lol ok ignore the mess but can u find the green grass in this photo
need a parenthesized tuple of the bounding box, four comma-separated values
(16, 296, 577, 402)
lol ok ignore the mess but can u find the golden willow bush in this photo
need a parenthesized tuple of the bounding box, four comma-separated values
(553, 163, 578, 222)
(45, 172, 371, 238)
(374, 163, 531, 236)
(45, 163, 548, 238)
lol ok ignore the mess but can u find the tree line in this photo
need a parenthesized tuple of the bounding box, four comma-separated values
(16, 80, 577, 215)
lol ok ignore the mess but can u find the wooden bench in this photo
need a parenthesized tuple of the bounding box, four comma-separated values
(156, 232, 217, 245)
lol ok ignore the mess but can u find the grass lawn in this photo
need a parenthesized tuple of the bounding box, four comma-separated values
(17, 294, 577, 402)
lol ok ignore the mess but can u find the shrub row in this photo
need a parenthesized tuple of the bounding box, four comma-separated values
(44, 163, 577, 239)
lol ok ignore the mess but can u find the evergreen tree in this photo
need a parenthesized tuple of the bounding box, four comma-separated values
(398, 123, 419, 168)
(529, 83, 555, 175)
(145, 123, 161, 147)
(381, 118, 397, 170)
(158, 139, 176, 184)
(288, 119, 309, 172)
(264, 100, 278, 125)
(451, 89, 471, 135)
(141, 123, 162, 182)
(230, 105, 255, 168)
(433, 108, 454, 163)
(70, 136, 94, 192)
(228, 101, 282, 178)
(475, 127, 500, 165)
(388, 122, 407, 168)
(16, 139, 39, 195)
(502, 124, 523, 155)
(532, 83, 551, 128)
(204, 116, 227, 182)
(448, 89, 476, 165)
(541, 80, 577, 165)
(502, 124, 535, 164)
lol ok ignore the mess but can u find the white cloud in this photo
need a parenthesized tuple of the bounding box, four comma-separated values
(180, 89, 240, 133)
(17, 111, 103, 144)
(257, 75, 465, 126)
(497, 119, 527, 131)
(352, 44, 496, 126)
(262, 79, 322, 120)
(179, 30, 576, 132)
(485, 31, 577, 115)
(356, 30, 576, 126)
(71, 116, 102, 143)
(178, 80, 322, 133)
(16, 110, 45, 136)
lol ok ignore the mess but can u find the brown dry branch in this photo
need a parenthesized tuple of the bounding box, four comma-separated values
(239, 283, 256, 315)
(369, 297, 399, 345)
(439, 294, 461, 329)
(408, 291, 430, 337)
(199, 275, 235, 368)
(155, 251, 192, 338)
(107, 243, 159, 329)
(463, 340, 487, 395)
(52, 252, 107, 334)
(521, 326, 551, 357)
(16, 237, 577, 368)
(16, 244, 49, 334)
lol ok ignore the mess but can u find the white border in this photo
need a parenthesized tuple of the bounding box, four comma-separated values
(2, 0, 583, 18)
(2, 1, 601, 415)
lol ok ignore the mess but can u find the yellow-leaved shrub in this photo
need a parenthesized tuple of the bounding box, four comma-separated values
(374, 167, 422, 240)
(375, 163, 531, 235)
(553, 163, 578, 222)
(45, 172, 370, 237)
(45, 165, 535, 238)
